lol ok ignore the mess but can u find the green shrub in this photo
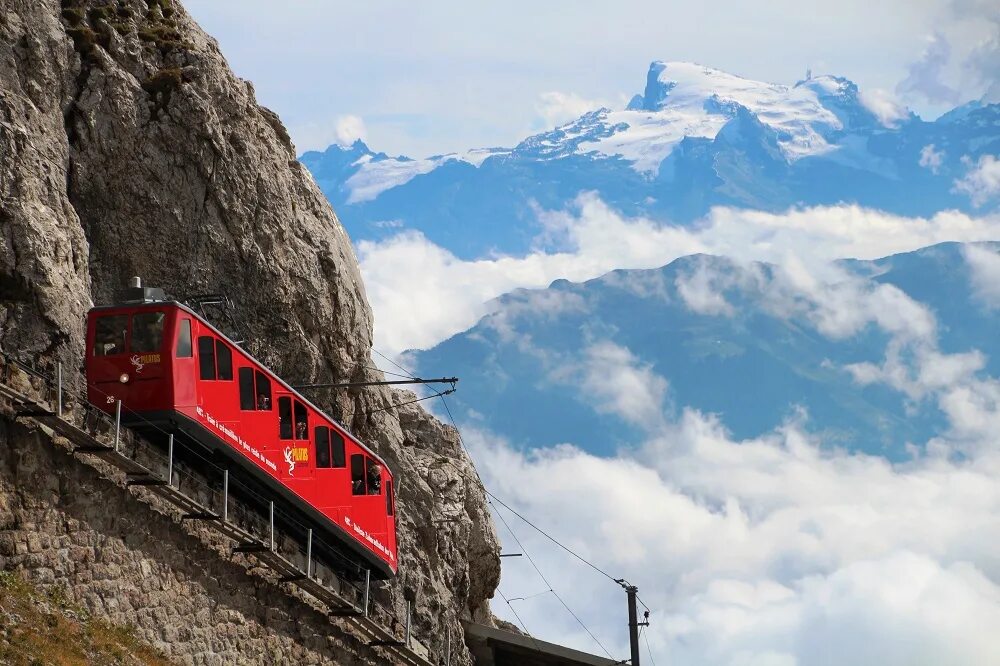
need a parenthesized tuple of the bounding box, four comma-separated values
(61, 7, 85, 25)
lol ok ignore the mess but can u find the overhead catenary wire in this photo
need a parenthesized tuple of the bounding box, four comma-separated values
(495, 587, 550, 655)
(437, 393, 620, 660)
(492, 500, 614, 659)
(642, 624, 658, 666)
(62, 347, 646, 659)
(341, 388, 455, 420)
(372, 347, 418, 380)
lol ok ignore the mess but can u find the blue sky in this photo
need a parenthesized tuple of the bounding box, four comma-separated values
(185, 0, 997, 157)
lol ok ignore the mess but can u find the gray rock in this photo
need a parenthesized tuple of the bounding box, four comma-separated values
(0, 0, 501, 663)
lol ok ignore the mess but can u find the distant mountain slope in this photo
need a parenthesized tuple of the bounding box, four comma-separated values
(302, 62, 999, 258)
(409, 242, 1000, 459)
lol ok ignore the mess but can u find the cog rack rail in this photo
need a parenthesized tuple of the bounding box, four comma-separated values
(0, 355, 436, 666)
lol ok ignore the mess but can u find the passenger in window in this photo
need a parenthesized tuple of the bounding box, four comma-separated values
(257, 393, 270, 410)
(352, 476, 365, 495)
(96, 329, 120, 355)
(296, 420, 308, 439)
(367, 463, 382, 495)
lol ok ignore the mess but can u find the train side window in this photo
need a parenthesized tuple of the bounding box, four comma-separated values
(239, 368, 255, 410)
(278, 397, 293, 439)
(366, 457, 382, 496)
(386, 479, 394, 516)
(351, 454, 365, 495)
(330, 430, 346, 468)
(294, 401, 308, 440)
(176, 319, 192, 357)
(131, 311, 165, 353)
(215, 340, 233, 380)
(93, 314, 129, 356)
(255, 372, 271, 410)
(315, 426, 331, 468)
(198, 336, 216, 380)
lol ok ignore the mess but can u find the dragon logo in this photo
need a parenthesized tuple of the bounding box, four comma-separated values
(283, 446, 295, 476)
(130, 354, 145, 374)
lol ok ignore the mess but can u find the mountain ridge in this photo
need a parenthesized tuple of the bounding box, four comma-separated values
(301, 61, 999, 259)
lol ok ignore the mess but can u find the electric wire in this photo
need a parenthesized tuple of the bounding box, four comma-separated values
(438, 394, 621, 585)
(492, 501, 614, 659)
(371, 347, 418, 380)
(341, 388, 453, 420)
(495, 587, 548, 655)
(32, 350, 642, 660)
(642, 625, 658, 666)
(438, 393, 617, 660)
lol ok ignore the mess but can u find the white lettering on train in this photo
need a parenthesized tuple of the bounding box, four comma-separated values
(196, 405, 277, 473)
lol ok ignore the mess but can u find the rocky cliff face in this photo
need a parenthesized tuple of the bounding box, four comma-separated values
(0, 0, 499, 663)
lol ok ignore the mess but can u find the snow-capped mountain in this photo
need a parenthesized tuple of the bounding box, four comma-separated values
(301, 61, 999, 258)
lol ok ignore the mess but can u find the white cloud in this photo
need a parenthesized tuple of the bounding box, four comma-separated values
(859, 88, 909, 127)
(360, 196, 1000, 356)
(467, 401, 1000, 664)
(333, 114, 367, 146)
(896, 32, 962, 105)
(964, 244, 1000, 308)
(919, 143, 944, 173)
(953, 154, 1000, 207)
(549, 341, 670, 431)
(675, 257, 740, 316)
(537, 91, 608, 128)
(288, 114, 368, 153)
(437, 248, 1000, 663)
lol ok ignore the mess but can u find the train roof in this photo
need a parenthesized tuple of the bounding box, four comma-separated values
(89, 299, 394, 473)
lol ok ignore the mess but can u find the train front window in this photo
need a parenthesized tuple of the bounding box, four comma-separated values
(315, 426, 331, 468)
(366, 457, 382, 496)
(278, 397, 292, 439)
(93, 315, 128, 356)
(386, 479, 394, 516)
(330, 430, 346, 468)
(351, 454, 365, 495)
(198, 336, 216, 380)
(294, 401, 308, 440)
(176, 319, 192, 357)
(131, 312, 165, 353)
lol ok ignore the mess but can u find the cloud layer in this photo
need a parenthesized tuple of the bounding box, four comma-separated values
(453, 256, 1000, 662)
(359, 196, 1000, 356)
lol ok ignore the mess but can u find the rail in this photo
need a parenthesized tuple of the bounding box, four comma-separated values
(0, 352, 449, 666)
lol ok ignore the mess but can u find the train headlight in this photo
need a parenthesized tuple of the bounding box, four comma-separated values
(119, 373, 130, 384)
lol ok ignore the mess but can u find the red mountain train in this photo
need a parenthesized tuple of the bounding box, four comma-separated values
(84, 282, 397, 578)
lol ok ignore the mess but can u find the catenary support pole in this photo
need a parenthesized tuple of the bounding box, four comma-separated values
(222, 469, 229, 522)
(167, 434, 174, 486)
(269, 501, 275, 552)
(306, 528, 313, 578)
(627, 585, 640, 666)
(56, 362, 63, 417)
(363, 569, 370, 617)
(114, 400, 122, 452)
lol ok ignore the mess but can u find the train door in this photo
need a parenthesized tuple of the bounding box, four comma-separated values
(313, 425, 348, 509)
(347, 452, 392, 564)
(236, 365, 277, 470)
(173, 314, 196, 407)
(276, 395, 313, 483)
